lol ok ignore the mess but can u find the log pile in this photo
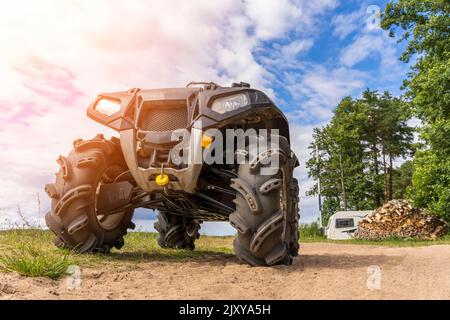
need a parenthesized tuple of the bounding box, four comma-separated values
(355, 200, 448, 240)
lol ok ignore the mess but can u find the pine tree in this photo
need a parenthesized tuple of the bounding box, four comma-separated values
(307, 91, 414, 224)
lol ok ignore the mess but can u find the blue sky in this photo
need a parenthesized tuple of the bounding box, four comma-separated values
(0, 0, 411, 234)
(248, 0, 409, 225)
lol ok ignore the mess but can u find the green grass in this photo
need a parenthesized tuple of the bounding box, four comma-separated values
(0, 229, 235, 278)
(299, 222, 450, 246)
(301, 234, 450, 246)
(0, 228, 449, 279)
(0, 240, 73, 279)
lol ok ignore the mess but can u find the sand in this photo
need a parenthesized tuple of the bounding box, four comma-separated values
(1, 243, 449, 300)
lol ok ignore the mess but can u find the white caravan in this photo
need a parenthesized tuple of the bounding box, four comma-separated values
(325, 211, 372, 240)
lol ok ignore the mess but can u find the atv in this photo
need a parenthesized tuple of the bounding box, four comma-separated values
(44, 82, 300, 266)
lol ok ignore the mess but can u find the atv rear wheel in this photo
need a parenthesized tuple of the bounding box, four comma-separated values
(45, 134, 135, 253)
(229, 135, 299, 266)
(154, 211, 201, 250)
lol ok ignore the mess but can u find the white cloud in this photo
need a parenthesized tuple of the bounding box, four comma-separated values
(257, 38, 313, 78)
(339, 32, 403, 80)
(331, 8, 366, 39)
(290, 123, 325, 224)
(280, 39, 314, 57)
(329, 4, 406, 82)
(244, 0, 302, 40)
(341, 34, 378, 65)
(296, 0, 339, 30)
(285, 65, 366, 122)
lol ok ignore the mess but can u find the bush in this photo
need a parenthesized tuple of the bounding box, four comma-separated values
(300, 222, 325, 240)
(409, 148, 450, 222)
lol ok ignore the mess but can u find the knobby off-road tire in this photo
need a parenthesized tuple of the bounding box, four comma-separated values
(154, 211, 201, 250)
(229, 135, 300, 266)
(45, 134, 135, 253)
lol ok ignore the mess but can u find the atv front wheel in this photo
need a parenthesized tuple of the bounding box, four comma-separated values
(154, 211, 201, 250)
(45, 134, 135, 253)
(229, 135, 299, 266)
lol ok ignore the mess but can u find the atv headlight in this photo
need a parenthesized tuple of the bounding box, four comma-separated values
(95, 98, 121, 116)
(211, 93, 249, 114)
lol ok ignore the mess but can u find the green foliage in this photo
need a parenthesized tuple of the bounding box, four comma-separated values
(0, 241, 72, 279)
(408, 150, 450, 219)
(300, 222, 325, 240)
(392, 160, 414, 199)
(382, 0, 449, 65)
(382, 0, 450, 220)
(321, 197, 340, 226)
(307, 91, 414, 220)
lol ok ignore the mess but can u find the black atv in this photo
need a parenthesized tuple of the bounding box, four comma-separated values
(45, 82, 300, 266)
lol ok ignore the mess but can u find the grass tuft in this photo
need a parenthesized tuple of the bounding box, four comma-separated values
(0, 241, 72, 279)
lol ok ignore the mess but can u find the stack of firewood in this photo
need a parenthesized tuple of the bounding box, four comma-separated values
(355, 200, 447, 240)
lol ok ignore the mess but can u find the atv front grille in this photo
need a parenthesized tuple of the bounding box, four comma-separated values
(139, 107, 188, 132)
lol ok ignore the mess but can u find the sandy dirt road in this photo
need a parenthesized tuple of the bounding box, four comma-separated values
(1, 243, 449, 300)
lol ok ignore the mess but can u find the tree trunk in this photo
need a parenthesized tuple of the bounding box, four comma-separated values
(372, 143, 381, 206)
(382, 147, 388, 203)
(388, 153, 393, 201)
(339, 153, 347, 210)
